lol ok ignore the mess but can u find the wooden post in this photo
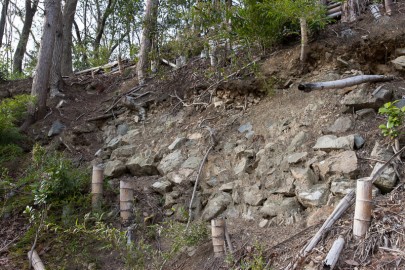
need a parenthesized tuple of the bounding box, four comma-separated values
(323, 235, 345, 269)
(353, 177, 372, 238)
(27, 250, 46, 270)
(299, 17, 308, 63)
(211, 218, 225, 257)
(91, 165, 104, 210)
(120, 180, 134, 225)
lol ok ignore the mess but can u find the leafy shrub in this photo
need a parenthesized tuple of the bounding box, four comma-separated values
(379, 101, 405, 138)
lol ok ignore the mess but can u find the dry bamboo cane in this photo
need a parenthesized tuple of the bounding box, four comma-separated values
(323, 235, 345, 269)
(91, 165, 104, 210)
(300, 17, 308, 62)
(27, 250, 46, 270)
(327, 5, 341, 15)
(327, 2, 342, 9)
(286, 146, 405, 270)
(120, 180, 134, 225)
(298, 75, 394, 92)
(211, 218, 226, 258)
(353, 178, 373, 238)
(327, 11, 342, 19)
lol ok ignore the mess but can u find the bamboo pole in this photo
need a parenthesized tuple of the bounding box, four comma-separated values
(120, 180, 134, 225)
(211, 218, 225, 257)
(327, 2, 341, 9)
(323, 236, 345, 269)
(298, 75, 394, 92)
(327, 5, 341, 15)
(27, 250, 46, 270)
(327, 11, 342, 19)
(353, 178, 372, 238)
(91, 165, 104, 210)
(300, 18, 308, 63)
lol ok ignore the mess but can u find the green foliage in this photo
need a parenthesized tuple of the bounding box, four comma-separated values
(239, 242, 266, 270)
(233, 0, 327, 49)
(378, 101, 405, 138)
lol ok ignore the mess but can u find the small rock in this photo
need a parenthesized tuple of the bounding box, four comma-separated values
(104, 160, 127, 178)
(243, 185, 265, 206)
(330, 177, 356, 195)
(392, 56, 405, 70)
(121, 129, 140, 145)
(110, 145, 137, 159)
(354, 134, 365, 149)
(157, 150, 185, 175)
(168, 137, 187, 150)
(127, 153, 159, 176)
(233, 157, 249, 175)
(259, 219, 269, 228)
(181, 156, 202, 170)
(327, 116, 353, 133)
(167, 168, 194, 184)
(296, 184, 329, 208)
(238, 122, 253, 133)
(288, 131, 309, 151)
(188, 133, 203, 140)
(356, 108, 375, 119)
(48, 120, 65, 137)
(287, 152, 308, 164)
(291, 167, 318, 190)
(202, 192, 232, 221)
(313, 135, 354, 151)
(313, 151, 358, 180)
(206, 177, 218, 187)
(372, 163, 398, 192)
(219, 182, 236, 192)
(106, 136, 122, 150)
(117, 124, 129, 136)
(151, 179, 173, 195)
(371, 141, 394, 161)
(259, 196, 301, 218)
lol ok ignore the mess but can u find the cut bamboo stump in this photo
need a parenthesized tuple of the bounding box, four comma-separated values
(211, 218, 226, 258)
(353, 177, 373, 238)
(27, 250, 46, 270)
(91, 165, 104, 210)
(120, 180, 134, 225)
(323, 235, 345, 269)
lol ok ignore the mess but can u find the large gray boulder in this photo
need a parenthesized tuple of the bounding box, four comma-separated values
(110, 145, 137, 160)
(104, 160, 127, 177)
(296, 184, 329, 208)
(202, 192, 232, 221)
(243, 185, 266, 206)
(313, 151, 358, 180)
(313, 135, 354, 151)
(127, 151, 159, 176)
(151, 179, 173, 195)
(157, 150, 185, 175)
(259, 196, 301, 218)
(330, 177, 356, 195)
(291, 167, 318, 190)
(372, 163, 398, 192)
(341, 87, 392, 111)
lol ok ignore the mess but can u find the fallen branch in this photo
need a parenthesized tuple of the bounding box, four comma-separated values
(160, 58, 177, 68)
(298, 75, 395, 92)
(186, 124, 217, 230)
(27, 250, 45, 270)
(327, 11, 342, 18)
(323, 235, 345, 269)
(286, 146, 405, 270)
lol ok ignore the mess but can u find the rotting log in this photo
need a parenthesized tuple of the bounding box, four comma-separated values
(286, 146, 405, 270)
(211, 218, 226, 258)
(27, 250, 45, 270)
(323, 235, 345, 269)
(353, 178, 372, 238)
(91, 165, 104, 210)
(298, 75, 394, 92)
(120, 180, 134, 225)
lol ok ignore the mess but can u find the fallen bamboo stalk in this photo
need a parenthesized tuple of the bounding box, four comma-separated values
(298, 75, 394, 92)
(327, 5, 341, 14)
(160, 58, 177, 68)
(327, 2, 342, 9)
(27, 250, 45, 270)
(327, 11, 342, 19)
(323, 235, 345, 269)
(286, 146, 405, 270)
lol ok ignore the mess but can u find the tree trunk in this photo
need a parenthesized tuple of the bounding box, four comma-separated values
(13, 0, 39, 74)
(0, 0, 10, 48)
(137, 0, 159, 85)
(93, 0, 116, 59)
(49, 8, 63, 98)
(23, 0, 61, 129)
(61, 0, 78, 76)
(384, 0, 393, 15)
(300, 17, 308, 62)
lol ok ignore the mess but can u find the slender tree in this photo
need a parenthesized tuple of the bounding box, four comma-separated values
(0, 0, 10, 48)
(13, 0, 39, 74)
(22, 0, 61, 129)
(93, 0, 116, 58)
(61, 0, 79, 76)
(50, 8, 63, 97)
(137, 0, 159, 85)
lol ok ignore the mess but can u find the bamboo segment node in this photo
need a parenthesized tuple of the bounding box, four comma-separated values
(211, 218, 226, 258)
(120, 180, 134, 225)
(323, 236, 345, 270)
(353, 177, 373, 238)
(27, 250, 46, 270)
(91, 165, 104, 210)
